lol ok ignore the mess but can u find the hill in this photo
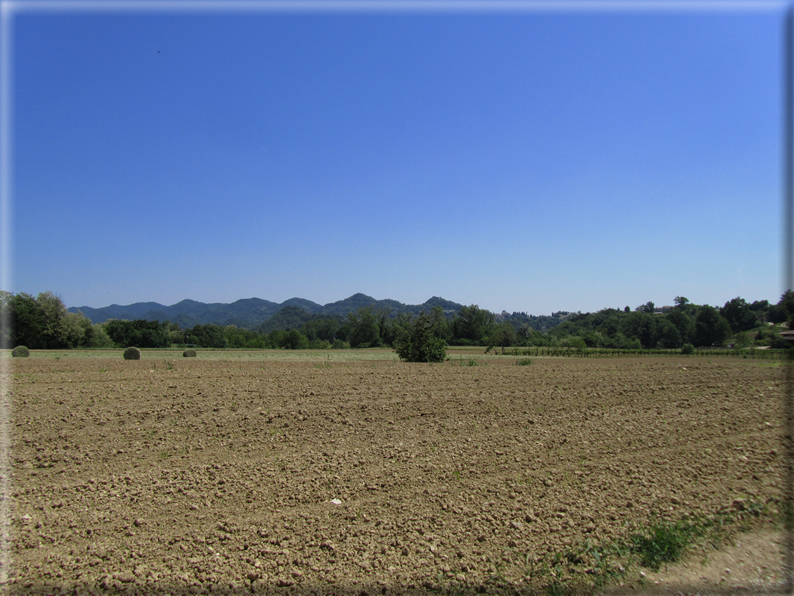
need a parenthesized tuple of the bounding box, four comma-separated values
(69, 294, 465, 329)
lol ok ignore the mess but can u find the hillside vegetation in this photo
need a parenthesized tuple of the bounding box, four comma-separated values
(3, 291, 793, 354)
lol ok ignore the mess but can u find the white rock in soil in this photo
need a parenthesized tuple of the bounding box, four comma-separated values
(330, 498, 342, 505)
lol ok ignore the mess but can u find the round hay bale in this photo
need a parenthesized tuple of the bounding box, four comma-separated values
(11, 345, 29, 358)
(123, 347, 141, 360)
(183, 349, 197, 358)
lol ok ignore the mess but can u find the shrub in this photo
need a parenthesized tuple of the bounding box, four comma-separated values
(183, 349, 197, 358)
(332, 339, 350, 350)
(394, 311, 447, 363)
(11, 345, 29, 358)
(123, 347, 141, 360)
(516, 358, 532, 366)
(629, 520, 695, 571)
(680, 343, 694, 355)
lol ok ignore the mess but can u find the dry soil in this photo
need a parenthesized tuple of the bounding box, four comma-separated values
(4, 353, 786, 595)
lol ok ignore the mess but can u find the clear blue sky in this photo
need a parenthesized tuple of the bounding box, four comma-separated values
(6, 2, 786, 315)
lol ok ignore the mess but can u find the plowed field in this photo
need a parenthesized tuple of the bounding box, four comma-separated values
(4, 353, 785, 594)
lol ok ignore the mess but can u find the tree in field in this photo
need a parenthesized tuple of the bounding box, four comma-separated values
(394, 310, 447, 363)
(488, 321, 517, 354)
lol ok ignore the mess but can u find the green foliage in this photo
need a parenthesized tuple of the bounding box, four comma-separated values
(222, 324, 267, 349)
(187, 324, 228, 349)
(455, 357, 484, 366)
(488, 321, 517, 354)
(733, 331, 752, 348)
(183, 349, 197, 357)
(680, 343, 694, 355)
(123, 347, 141, 360)
(720, 297, 758, 333)
(300, 317, 340, 343)
(271, 328, 309, 350)
(452, 304, 494, 343)
(343, 306, 383, 348)
(104, 319, 171, 348)
(516, 357, 532, 366)
(332, 339, 350, 349)
(629, 519, 699, 571)
(565, 336, 587, 349)
(394, 310, 447, 363)
(693, 305, 732, 347)
(11, 345, 29, 358)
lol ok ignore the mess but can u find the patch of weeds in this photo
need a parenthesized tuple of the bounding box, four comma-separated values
(99, 365, 108, 373)
(164, 360, 175, 371)
(516, 358, 533, 366)
(315, 355, 332, 369)
(629, 518, 699, 571)
(158, 450, 172, 460)
(456, 357, 484, 367)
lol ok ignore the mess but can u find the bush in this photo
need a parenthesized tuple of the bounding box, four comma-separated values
(11, 345, 29, 358)
(332, 339, 350, 350)
(516, 358, 532, 366)
(394, 311, 447, 363)
(183, 349, 197, 357)
(680, 343, 694, 355)
(123, 347, 141, 360)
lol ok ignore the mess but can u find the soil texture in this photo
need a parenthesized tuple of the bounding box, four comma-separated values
(5, 355, 785, 594)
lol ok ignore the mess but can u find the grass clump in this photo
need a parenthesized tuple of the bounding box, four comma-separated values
(123, 347, 141, 360)
(183, 349, 197, 357)
(516, 357, 532, 366)
(11, 345, 29, 358)
(454, 356, 484, 366)
(628, 519, 698, 571)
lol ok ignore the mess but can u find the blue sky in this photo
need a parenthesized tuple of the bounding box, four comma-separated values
(5, 2, 786, 315)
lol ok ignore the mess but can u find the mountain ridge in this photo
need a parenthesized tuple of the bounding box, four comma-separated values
(69, 294, 466, 329)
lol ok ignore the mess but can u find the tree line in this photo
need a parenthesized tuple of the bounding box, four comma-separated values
(3, 290, 793, 351)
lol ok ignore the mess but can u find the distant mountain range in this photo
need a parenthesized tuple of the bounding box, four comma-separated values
(68, 294, 466, 330)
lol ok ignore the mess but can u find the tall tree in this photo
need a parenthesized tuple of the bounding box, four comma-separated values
(452, 305, 494, 343)
(720, 297, 758, 333)
(693, 306, 732, 347)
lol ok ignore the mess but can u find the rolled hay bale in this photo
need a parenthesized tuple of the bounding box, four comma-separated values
(123, 347, 141, 360)
(183, 349, 197, 358)
(11, 346, 29, 358)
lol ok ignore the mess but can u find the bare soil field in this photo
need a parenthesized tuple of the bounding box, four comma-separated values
(3, 352, 786, 595)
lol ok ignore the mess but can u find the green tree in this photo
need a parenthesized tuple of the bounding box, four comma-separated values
(37, 291, 70, 348)
(693, 306, 732, 347)
(488, 321, 517, 354)
(11, 293, 46, 348)
(394, 311, 447, 363)
(188, 324, 228, 349)
(452, 305, 494, 344)
(665, 309, 694, 345)
(720, 297, 758, 333)
(345, 306, 381, 348)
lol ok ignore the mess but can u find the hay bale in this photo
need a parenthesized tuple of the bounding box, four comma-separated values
(183, 349, 197, 358)
(11, 346, 29, 358)
(123, 347, 141, 360)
